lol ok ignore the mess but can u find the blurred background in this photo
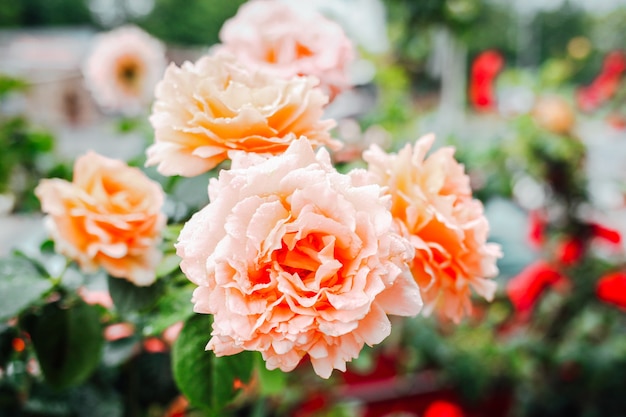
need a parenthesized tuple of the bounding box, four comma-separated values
(2, 0, 626, 416)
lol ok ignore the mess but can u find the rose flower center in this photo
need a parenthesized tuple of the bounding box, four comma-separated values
(116, 57, 143, 92)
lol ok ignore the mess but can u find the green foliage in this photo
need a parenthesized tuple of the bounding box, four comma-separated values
(0, 75, 28, 98)
(511, 115, 587, 203)
(448, 134, 514, 201)
(172, 314, 255, 415)
(535, 4, 590, 63)
(0, 75, 57, 211)
(0, 0, 93, 27)
(107, 275, 164, 315)
(0, 257, 52, 321)
(0, 117, 52, 194)
(254, 355, 287, 396)
(136, 0, 246, 46)
(22, 300, 104, 389)
(145, 281, 194, 336)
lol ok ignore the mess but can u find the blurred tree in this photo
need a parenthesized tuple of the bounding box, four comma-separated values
(0, 0, 94, 27)
(535, 3, 590, 63)
(136, 0, 246, 46)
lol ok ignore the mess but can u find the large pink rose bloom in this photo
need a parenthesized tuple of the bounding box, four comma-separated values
(146, 54, 339, 177)
(35, 152, 166, 286)
(364, 134, 502, 323)
(83, 25, 166, 116)
(217, 0, 355, 100)
(176, 138, 421, 378)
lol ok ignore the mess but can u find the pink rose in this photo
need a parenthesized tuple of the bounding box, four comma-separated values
(176, 138, 421, 378)
(36, 152, 166, 286)
(364, 134, 502, 323)
(146, 54, 339, 177)
(217, 0, 355, 100)
(83, 25, 167, 115)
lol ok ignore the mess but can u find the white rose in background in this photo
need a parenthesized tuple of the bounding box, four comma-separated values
(82, 25, 167, 116)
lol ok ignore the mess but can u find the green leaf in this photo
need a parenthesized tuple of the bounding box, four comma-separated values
(172, 314, 255, 414)
(147, 284, 194, 336)
(69, 383, 124, 417)
(102, 336, 141, 367)
(255, 354, 287, 396)
(0, 257, 52, 321)
(116, 117, 141, 133)
(25, 300, 104, 389)
(156, 253, 181, 278)
(0, 75, 28, 98)
(163, 224, 184, 242)
(107, 275, 163, 315)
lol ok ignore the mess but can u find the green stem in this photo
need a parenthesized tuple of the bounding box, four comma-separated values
(49, 258, 71, 288)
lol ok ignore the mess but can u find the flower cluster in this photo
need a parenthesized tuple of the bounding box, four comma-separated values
(176, 138, 421, 378)
(37, 0, 501, 379)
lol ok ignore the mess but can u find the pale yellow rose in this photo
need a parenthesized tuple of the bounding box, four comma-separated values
(146, 54, 339, 177)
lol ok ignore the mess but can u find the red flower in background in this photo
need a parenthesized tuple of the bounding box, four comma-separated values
(163, 395, 188, 417)
(527, 210, 547, 248)
(424, 400, 465, 417)
(555, 237, 585, 266)
(590, 223, 622, 247)
(469, 50, 504, 112)
(597, 271, 626, 310)
(576, 50, 626, 112)
(507, 261, 567, 313)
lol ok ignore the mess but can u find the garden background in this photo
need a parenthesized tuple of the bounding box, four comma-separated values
(1, 0, 626, 416)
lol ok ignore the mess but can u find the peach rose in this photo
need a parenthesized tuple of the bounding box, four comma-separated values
(363, 134, 502, 323)
(176, 138, 421, 378)
(35, 152, 166, 286)
(217, 0, 355, 100)
(146, 54, 340, 177)
(83, 25, 167, 115)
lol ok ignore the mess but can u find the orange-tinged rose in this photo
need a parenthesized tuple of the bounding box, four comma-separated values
(176, 138, 421, 378)
(36, 152, 166, 286)
(532, 95, 576, 134)
(364, 134, 502, 322)
(146, 54, 340, 177)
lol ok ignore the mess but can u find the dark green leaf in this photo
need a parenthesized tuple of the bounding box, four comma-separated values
(0, 257, 52, 321)
(131, 351, 179, 406)
(25, 300, 104, 389)
(39, 239, 56, 254)
(0, 325, 19, 367)
(23, 383, 73, 416)
(102, 336, 141, 367)
(69, 383, 124, 417)
(107, 275, 163, 315)
(172, 314, 255, 414)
